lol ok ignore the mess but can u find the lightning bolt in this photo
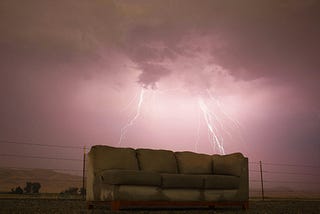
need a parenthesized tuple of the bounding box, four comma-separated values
(198, 97, 226, 154)
(118, 88, 145, 145)
(118, 87, 241, 154)
(206, 89, 245, 145)
(207, 89, 242, 129)
(194, 108, 201, 152)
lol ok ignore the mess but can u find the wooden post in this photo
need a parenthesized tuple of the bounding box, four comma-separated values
(259, 161, 265, 201)
(82, 145, 86, 200)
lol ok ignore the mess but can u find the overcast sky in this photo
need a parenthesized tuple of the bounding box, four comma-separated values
(1, 0, 320, 172)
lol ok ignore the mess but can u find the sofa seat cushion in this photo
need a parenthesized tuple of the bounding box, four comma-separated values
(161, 174, 204, 189)
(175, 151, 212, 174)
(137, 149, 178, 173)
(204, 175, 240, 189)
(99, 170, 161, 186)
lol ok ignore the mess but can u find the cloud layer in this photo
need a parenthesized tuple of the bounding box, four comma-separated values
(0, 0, 320, 166)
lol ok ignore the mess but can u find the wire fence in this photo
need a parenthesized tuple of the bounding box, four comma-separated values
(1, 140, 319, 200)
(248, 161, 320, 199)
(0, 140, 86, 199)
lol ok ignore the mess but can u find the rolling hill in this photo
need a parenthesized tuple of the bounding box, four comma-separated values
(0, 168, 83, 193)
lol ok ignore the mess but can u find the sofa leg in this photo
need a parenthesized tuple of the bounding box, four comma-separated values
(208, 205, 215, 209)
(87, 202, 94, 210)
(111, 201, 121, 211)
(242, 201, 249, 210)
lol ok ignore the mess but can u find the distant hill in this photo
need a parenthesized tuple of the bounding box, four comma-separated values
(0, 168, 83, 193)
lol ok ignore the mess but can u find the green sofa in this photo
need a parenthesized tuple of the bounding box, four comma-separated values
(86, 145, 249, 210)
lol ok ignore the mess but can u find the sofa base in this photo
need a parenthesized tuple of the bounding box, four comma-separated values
(87, 200, 249, 211)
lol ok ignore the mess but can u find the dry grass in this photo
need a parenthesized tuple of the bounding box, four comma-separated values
(0, 198, 319, 214)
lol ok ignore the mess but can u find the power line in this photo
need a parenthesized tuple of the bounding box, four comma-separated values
(249, 191, 295, 194)
(250, 160, 320, 168)
(0, 154, 82, 162)
(249, 170, 261, 173)
(6, 178, 82, 182)
(1, 167, 84, 172)
(263, 170, 320, 177)
(249, 169, 320, 177)
(249, 161, 260, 164)
(264, 180, 320, 185)
(0, 140, 88, 150)
(250, 180, 261, 183)
(2, 140, 319, 168)
(249, 190, 262, 192)
(262, 162, 320, 168)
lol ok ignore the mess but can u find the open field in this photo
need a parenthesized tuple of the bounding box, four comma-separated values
(0, 198, 319, 214)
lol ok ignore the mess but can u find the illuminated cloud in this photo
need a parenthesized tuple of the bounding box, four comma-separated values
(0, 0, 319, 163)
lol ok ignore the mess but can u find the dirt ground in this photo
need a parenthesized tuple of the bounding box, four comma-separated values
(0, 199, 319, 214)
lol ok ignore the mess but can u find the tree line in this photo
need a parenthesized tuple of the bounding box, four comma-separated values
(11, 182, 85, 196)
(11, 182, 41, 194)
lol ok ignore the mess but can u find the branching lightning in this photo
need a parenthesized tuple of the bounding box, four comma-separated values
(194, 108, 201, 152)
(206, 89, 242, 129)
(118, 88, 145, 145)
(198, 97, 226, 154)
(118, 87, 241, 155)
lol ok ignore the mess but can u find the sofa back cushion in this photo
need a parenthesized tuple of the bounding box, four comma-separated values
(212, 153, 244, 176)
(175, 151, 212, 174)
(89, 145, 139, 173)
(136, 149, 178, 173)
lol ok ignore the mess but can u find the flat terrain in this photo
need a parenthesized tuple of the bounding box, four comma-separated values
(0, 199, 319, 214)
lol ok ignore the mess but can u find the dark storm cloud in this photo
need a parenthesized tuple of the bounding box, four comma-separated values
(112, 0, 320, 93)
(210, 0, 320, 79)
(1, 0, 320, 172)
(0, 0, 319, 109)
(124, 44, 175, 88)
(0, 0, 119, 72)
(1, 0, 319, 88)
(1, 0, 319, 129)
(137, 63, 171, 88)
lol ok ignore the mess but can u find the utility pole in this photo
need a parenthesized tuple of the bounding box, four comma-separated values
(82, 146, 86, 200)
(259, 161, 265, 201)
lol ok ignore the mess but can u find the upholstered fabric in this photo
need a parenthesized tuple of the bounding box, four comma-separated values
(175, 151, 212, 174)
(86, 145, 249, 205)
(162, 189, 202, 201)
(115, 185, 163, 201)
(99, 184, 117, 201)
(204, 175, 240, 189)
(204, 190, 238, 201)
(161, 173, 204, 189)
(99, 170, 161, 186)
(89, 145, 139, 172)
(137, 149, 178, 173)
(212, 153, 244, 176)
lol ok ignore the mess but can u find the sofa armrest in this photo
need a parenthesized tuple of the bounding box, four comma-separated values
(237, 157, 249, 201)
(86, 151, 102, 201)
(86, 151, 95, 201)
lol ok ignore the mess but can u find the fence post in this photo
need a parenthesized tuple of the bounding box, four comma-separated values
(259, 161, 265, 201)
(82, 145, 86, 200)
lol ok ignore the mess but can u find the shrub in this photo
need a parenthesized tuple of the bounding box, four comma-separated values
(60, 187, 79, 195)
(24, 182, 41, 194)
(11, 186, 23, 194)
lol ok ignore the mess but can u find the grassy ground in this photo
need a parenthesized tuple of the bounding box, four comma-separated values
(0, 198, 319, 214)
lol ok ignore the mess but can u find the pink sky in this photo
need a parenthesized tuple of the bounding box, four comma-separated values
(0, 0, 319, 185)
